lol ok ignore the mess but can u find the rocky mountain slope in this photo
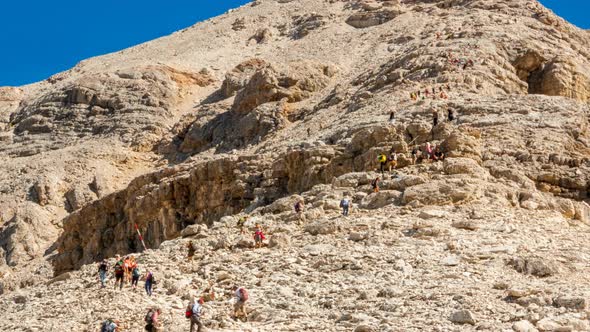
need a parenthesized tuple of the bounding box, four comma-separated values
(1, 0, 590, 330)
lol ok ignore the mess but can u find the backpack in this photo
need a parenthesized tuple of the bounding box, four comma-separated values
(371, 179, 378, 188)
(114, 261, 124, 274)
(377, 154, 386, 163)
(101, 320, 116, 332)
(132, 267, 140, 278)
(185, 303, 193, 319)
(340, 199, 349, 208)
(144, 310, 154, 325)
(238, 288, 249, 302)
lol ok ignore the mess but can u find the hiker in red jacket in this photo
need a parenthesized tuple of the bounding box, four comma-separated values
(253, 224, 266, 248)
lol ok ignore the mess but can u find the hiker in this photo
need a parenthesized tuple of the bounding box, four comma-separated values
(425, 142, 434, 160)
(371, 177, 380, 193)
(98, 259, 108, 288)
(232, 286, 249, 321)
(188, 298, 204, 332)
(388, 150, 397, 173)
(113, 255, 125, 290)
(411, 147, 419, 165)
(144, 307, 161, 332)
(389, 111, 395, 124)
(377, 153, 387, 174)
(187, 241, 196, 260)
(131, 264, 141, 290)
(447, 109, 455, 122)
(432, 109, 439, 127)
(237, 215, 248, 235)
(340, 196, 351, 216)
(101, 319, 119, 332)
(433, 146, 445, 161)
(294, 200, 304, 214)
(145, 270, 155, 296)
(253, 224, 266, 248)
(123, 256, 131, 284)
(127, 256, 137, 284)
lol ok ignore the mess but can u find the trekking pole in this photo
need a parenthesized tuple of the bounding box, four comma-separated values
(134, 223, 147, 251)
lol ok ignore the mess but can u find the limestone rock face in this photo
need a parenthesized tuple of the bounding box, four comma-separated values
(529, 56, 590, 102)
(2, 0, 590, 330)
(345, 9, 401, 29)
(232, 61, 336, 114)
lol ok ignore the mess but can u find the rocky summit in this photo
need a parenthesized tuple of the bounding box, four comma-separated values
(1, 0, 590, 331)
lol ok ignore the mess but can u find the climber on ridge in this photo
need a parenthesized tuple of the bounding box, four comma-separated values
(371, 176, 380, 193)
(253, 224, 266, 248)
(432, 108, 439, 127)
(378, 153, 387, 174)
(98, 258, 108, 288)
(447, 108, 455, 122)
(388, 149, 397, 173)
(294, 199, 304, 214)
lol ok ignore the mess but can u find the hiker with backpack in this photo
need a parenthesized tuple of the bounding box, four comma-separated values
(113, 255, 125, 290)
(232, 286, 249, 321)
(98, 259, 108, 288)
(388, 150, 397, 173)
(131, 264, 141, 290)
(237, 215, 248, 235)
(377, 153, 387, 175)
(253, 224, 266, 248)
(145, 270, 155, 296)
(144, 307, 161, 332)
(371, 177, 380, 193)
(100, 319, 119, 332)
(340, 196, 351, 216)
(187, 297, 205, 332)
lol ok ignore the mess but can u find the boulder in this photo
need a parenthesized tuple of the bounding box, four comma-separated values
(449, 310, 476, 325)
(345, 9, 401, 29)
(512, 320, 538, 332)
(359, 190, 401, 209)
(508, 257, 558, 277)
(305, 219, 339, 235)
(553, 296, 587, 310)
(269, 233, 291, 248)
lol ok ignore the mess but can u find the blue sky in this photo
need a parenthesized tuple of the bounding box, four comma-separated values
(0, 1, 587, 86)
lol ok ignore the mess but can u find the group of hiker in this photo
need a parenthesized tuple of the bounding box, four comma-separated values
(410, 84, 451, 101)
(104, 254, 155, 295)
(100, 255, 251, 331)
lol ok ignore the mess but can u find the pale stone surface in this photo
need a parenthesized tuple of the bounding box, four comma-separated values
(1, 0, 590, 331)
